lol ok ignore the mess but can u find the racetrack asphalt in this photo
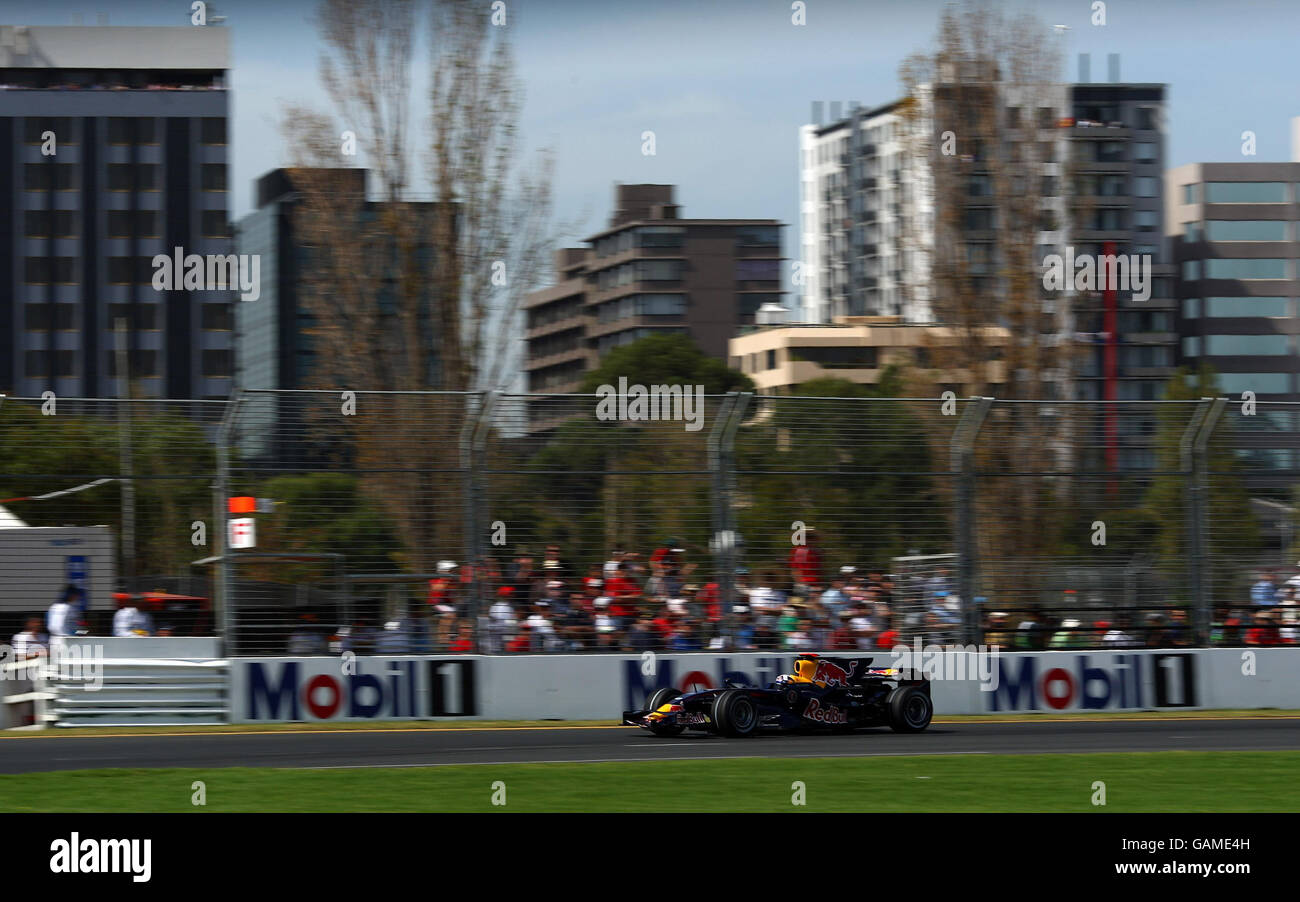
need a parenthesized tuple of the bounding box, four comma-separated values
(0, 717, 1297, 773)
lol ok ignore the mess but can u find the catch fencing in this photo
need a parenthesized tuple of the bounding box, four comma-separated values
(1, 391, 1297, 655)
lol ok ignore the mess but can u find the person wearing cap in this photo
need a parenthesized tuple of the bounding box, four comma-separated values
(541, 544, 569, 580)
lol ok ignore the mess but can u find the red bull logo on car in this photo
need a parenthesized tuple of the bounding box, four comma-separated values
(802, 697, 847, 724)
(987, 653, 1197, 712)
(811, 659, 858, 687)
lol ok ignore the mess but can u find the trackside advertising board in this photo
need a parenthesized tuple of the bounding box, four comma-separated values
(231, 657, 478, 722)
(229, 649, 1300, 722)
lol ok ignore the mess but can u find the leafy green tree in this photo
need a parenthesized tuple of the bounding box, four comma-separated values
(736, 369, 949, 575)
(578, 332, 754, 394)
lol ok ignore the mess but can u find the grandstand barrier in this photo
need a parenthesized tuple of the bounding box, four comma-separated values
(7, 646, 1297, 727)
(222, 648, 1300, 723)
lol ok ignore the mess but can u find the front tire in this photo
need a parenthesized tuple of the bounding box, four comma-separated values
(712, 689, 759, 737)
(887, 686, 933, 733)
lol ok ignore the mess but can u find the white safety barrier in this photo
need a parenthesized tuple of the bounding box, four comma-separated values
(3, 637, 228, 728)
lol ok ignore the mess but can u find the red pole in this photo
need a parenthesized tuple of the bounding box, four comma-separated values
(1103, 240, 1118, 495)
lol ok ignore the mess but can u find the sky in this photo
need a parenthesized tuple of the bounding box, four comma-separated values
(5, 0, 1300, 293)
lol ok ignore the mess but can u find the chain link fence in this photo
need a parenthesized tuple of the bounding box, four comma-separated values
(2, 390, 1298, 654)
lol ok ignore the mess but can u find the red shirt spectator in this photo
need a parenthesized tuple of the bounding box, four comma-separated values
(700, 582, 721, 622)
(789, 540, 823, 587)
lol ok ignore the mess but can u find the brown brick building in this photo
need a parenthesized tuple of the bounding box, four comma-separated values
(523, 184, 785, 394)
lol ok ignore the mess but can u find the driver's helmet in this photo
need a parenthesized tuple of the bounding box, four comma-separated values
(776, 659, 817, 685)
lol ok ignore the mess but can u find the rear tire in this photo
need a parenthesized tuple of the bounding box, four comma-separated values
(645, 687, 685, 736)
(712, 689, 759, 737)
(887, 686, 933, 733)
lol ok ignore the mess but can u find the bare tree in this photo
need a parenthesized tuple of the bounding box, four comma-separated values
(897, 0, 1080, 600)
(275, 0, 559, 572)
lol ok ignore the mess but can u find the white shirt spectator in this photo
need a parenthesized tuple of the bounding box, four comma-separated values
(11, 629, 45, 659)
(47, 601, 72, 637)
(113, 606, 142, 637)
(1102, 629, 1138, 647)
(749, 585, 780, 614)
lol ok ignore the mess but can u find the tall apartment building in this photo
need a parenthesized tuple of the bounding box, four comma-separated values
(523, 184, 784, 395)
(1168, 126, 1300, 483)
(235, 168, 366, 393)
(0, 25, 234, 399)
(799, 70, 1177, 466)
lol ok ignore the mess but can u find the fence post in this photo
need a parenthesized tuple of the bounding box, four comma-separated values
(708, 392, 750, 645)
(459, 391, 495, 649)
(951, 396, 993, 645)
(213, 391, 242, 657)
(1184, 396, 1226, 645)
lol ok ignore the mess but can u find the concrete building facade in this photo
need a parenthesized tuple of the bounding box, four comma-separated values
(0, 25, 234, 399)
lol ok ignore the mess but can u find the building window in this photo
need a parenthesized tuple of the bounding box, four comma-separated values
(1133, 142, 1157, 163)
(108, 303, 160, 331)
(1134, 177, 1158, 198)
(24, 257, 76, 284)
(108, 350, 159, 378)
(1205, 220, 1288, 241)
(735, 259, 780, 282)
(200, 118, 227, 145)
(1203, 258, 1288, 279)
(23, 163, 77, 191)
(1203, 297, 1289, 317)
(1218, 373, 1289, 395)
(24, 351, 47, 378)
(789, 346, 880, 368)
(201, 210, 230, 237)
(107, 163, 160, 191)
(201, 303, 234, 331)
(1204, 334, 1289, 356)
(637, 226, 685, 248)
(107, 210, 161, 238)
(766, 349, 777, 370)
(23, 118, 75, 144)
(1184, 222, 1202, 241)
(735, 225, 780, 246)
(202, 349, 233, 377)
(108, 117, 157, 144)
(24, 210, 77, 238)
(1134, 210, 1157, 231)
(201, 164, 228, 192)
(1182, 260, 1200, 280)
(107, 257, 154, 285)
(1183, 184, 1199, 204)
(1204, 182, 1287, 203)
(1135, 108, 1158, 130)
(24, 304, 76, 330)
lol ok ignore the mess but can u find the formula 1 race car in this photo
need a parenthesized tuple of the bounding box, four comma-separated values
(622, 653, 933, 737)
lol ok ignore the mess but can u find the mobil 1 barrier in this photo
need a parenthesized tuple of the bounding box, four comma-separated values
(226, 648, 1300, 724)
(231, 656, 478, 723)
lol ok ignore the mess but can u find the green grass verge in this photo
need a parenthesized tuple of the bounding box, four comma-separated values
(2, 751, 1297, 812)
(4, 708, 1298, 738)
